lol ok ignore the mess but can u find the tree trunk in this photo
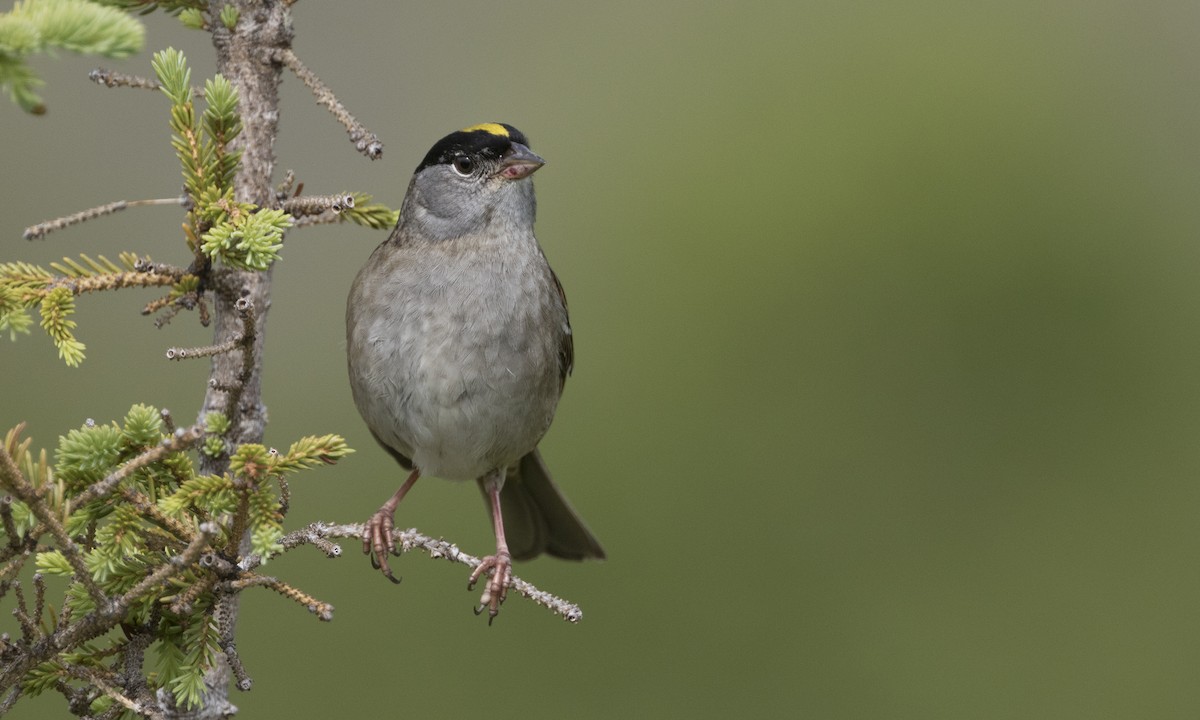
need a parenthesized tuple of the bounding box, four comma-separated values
(174, 2, 294, 717)
(198, 1, 292, 472)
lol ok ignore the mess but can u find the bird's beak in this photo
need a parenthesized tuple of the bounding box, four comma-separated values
(497, 143, 545, 180)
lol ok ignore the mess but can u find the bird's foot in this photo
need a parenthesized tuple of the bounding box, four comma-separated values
(361, 505, 402, 584)
(468, 551, 512, 624)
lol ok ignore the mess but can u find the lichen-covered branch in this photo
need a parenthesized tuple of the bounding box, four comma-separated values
(274, 523, 586, 623)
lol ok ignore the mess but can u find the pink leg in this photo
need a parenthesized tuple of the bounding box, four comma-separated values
(468, 471, 512, 624)
(362, 468, 420, 583)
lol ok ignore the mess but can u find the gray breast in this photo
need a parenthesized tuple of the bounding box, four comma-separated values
(347, 231, 566, 481)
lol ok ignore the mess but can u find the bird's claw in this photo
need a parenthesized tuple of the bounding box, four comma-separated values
(468, 552, 512, 624)
(362, 507, 402, 583)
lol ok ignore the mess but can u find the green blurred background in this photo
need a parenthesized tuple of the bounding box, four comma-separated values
(4, 1, 1200, 717)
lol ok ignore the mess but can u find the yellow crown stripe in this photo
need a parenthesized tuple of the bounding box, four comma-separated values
(461, 123, 509, 137)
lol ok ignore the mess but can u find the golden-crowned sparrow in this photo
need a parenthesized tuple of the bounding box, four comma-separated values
(346, 123, 605, 621)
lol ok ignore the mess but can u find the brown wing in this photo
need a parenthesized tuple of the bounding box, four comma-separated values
(368, 429, 413, 470)
(550, 266, 574, 387)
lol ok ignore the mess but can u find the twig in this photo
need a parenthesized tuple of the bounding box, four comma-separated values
(121, 617, 157, 704)
(203, 590, 248, 697)
(31, 574, 44, 630)
(10, 582, 37, 641)
(281, 193, 354, 218)
(0, 553, 28, 583)
(275, 476, 291, 519)
(275, 169, 296, 200)
(165, 335, 242, 361)
(89, 67, 205, 99)
(276, 522, 585, 623)
(169, 574, 217, 615)
(114, 523, 217, 615)
(225, 572, 333, 621)
(24, 197, 187, 240)
(160, 408, 177, 435)
(50, 270, 184, 297)
(220, 639, 252, 692)
(271, 48, 383, 160)
(0, 497, 19, 547)
(117, 486, 198, 545)
(133, 258, 190, 278)
(224, 483, 252, 563)
(64, 663, 162, 720)
(89, 68, 162, 92)
(222, 297, 257, 422)
(0, 686, 20, 715)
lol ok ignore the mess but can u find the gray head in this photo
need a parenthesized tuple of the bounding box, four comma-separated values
(399, 123, 544, 243)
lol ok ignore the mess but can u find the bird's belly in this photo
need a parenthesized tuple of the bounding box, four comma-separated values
(354, 309, 560, 481)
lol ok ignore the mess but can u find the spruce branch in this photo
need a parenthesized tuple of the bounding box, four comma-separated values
(72, 424, 203, 508)
(0, 442, 108, 608)
(1, 255, 193, 365)
(0, 0, 145, 113)
(90, 1, 209, 17)
(118, 486, 198, 545)
(52, 268, 186, 295)
(0, 410, 357, 714)
(153, 47, 291, 277)
(114, 522, 217, 615)
(271, 47, 383, 160)
(339, 193, 400, 229)
(198, 206, 290, 271)
(217, 5, 239, 32)
(38, 285, 85, 366)
(267, 434, 353, 474)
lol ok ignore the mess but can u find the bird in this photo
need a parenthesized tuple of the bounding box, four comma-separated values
(346, 122, 605, 621)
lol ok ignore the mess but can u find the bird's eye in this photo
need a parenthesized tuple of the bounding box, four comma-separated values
(451, 155, 475, 176)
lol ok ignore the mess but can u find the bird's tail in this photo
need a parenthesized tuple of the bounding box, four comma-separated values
(483, 448, 606, 562)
